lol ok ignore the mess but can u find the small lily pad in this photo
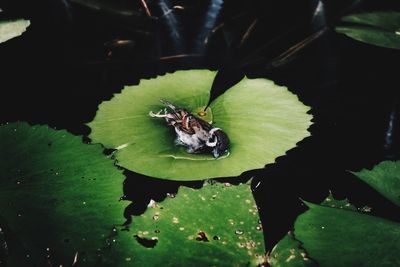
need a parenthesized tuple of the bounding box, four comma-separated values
(88, 70, 312, 181)
(0, 19, 30, 44)
(123, 181, 266, 266)
(336, 12, 400, 49)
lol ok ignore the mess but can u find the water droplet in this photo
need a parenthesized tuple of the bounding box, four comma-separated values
(82, 201, 86, 205)
(211, 195, 217, 200)
(147, 199, 156, 208)
(125, 257, 132, 261)
(152, 214, 160, 220)
(179, 227, 184, 231)
(213, 235, 220, 240)
(119, 195, 127, 201)
(16, 180, 21, 185)
(256, 225, 262, 231)
(235, 230, 244, 235)
(154, 229, 160, 233)
(167, 193, 176, 198)
(26, 254, 30, 258)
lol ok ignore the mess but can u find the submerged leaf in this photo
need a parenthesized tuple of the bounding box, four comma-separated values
(336, 12, 400, 49)
(0, 122, 128, 266)
(0, 19, 30, 44)
(123, 181, 266, 266)
(88, 70, 312, 181)
(352, 160, 400, 207)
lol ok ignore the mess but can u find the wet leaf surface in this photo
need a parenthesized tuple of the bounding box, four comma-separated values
(0, 122, 264, 266)
(88, 70, 312, 181)
(0, 122, 128, 266)
(269, 233, 315, 267)
(0, 19, 30, 44)
(123, 181, 266, 266)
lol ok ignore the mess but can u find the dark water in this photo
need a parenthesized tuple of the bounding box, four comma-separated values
(1, 0, 400, 253)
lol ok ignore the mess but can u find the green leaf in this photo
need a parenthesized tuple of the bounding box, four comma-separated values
(88, 70, 312, 181)
(352, 160, 400, 207)
(0, 122, 263, 266)
(336, 12, 400, 49)
(292, 202, 400, 267)
(0, 19, 30, 44)
(123, 181, 266, 266)
(269, 233, 315, 267)
(0, 122, 128, 266)
(320, 192, 357, 211)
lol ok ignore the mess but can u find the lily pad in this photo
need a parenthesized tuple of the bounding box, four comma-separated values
(88, 70, 312, 181)
(0, 19, 30, 44)
(125, 181, 266, 266)
(336, 12, 400, 49)
(272, 189, 400, 266)
(352, 160, 400, 207)
(0, 122, 128, 266)
(292, 201, 400, 267)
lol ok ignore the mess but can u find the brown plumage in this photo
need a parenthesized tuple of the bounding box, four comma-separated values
(149, 99, 229, 158)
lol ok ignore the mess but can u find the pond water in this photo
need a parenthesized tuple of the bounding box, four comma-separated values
(1, 0, 400, 254)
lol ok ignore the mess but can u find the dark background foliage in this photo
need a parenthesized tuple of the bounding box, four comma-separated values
(1, 0, 400, 252)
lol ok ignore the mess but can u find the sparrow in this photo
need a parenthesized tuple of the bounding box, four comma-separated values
(149, 99, 229, 159)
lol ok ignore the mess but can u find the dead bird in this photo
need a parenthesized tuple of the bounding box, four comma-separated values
(149, 99, 229, 158)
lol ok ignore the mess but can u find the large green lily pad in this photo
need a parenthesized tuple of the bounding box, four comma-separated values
(124, 181, 266, 266)
(0, 19, 30, 44)
(352, 160, 400, 207)
(88, 70, 312, 181)
(0, 122, 128, 266)
(336, 12, 400, 49)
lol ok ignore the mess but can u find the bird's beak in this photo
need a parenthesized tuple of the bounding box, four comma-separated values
(212, 148, 221, 159)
